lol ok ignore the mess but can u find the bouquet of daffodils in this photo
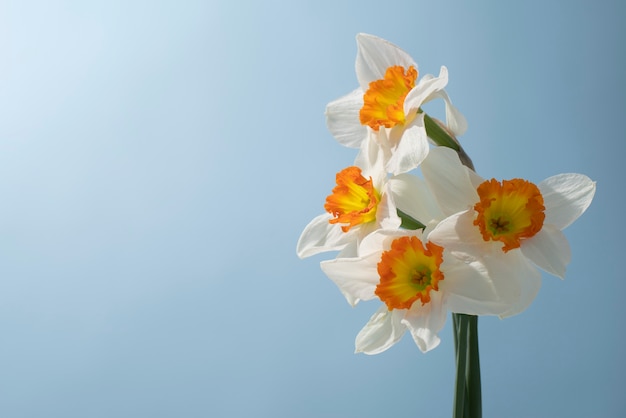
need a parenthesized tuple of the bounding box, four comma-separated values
(296, 34, 595, 417)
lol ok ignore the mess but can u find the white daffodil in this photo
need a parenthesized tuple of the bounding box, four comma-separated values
(296, 165, 397, 259)
(320, 228, 518, 354)
(422, 147, 596, 315)
(297, 151, 428, 259)
(325, 33, 467, 175)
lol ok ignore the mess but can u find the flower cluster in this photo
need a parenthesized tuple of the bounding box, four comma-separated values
(297, 33, 595, 355)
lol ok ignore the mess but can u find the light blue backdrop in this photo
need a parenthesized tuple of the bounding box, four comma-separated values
(0, 1, 624, 417)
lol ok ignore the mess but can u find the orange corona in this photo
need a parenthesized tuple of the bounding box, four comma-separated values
(375, 236, 444, 310)
(324, 167, 380, 232)
(473, 178, 545, 252)
(359, 65, 417, 131)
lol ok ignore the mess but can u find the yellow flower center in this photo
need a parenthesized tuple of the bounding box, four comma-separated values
(359, 65, 418, 131)
(473, 179, 546, 252)
(375, 236, 444, 310)
(324, 166, 380, 232)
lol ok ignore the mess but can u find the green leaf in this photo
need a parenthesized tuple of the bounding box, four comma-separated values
(423, 113, 459, 150)
(397, 209, 426, 230)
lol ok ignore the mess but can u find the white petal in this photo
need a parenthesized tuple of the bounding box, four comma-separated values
(428, 210, 494, 256)
(441, 256, 508, 316)
(354, 132, 378, 175)
(356, 228, 413, 257)
(539, 173, 596, 230)
(356, 130, 395, 178)
(427, 88, 468, 137)
(355, 131, 385, 176)
(404, 66, 449, 113)
(467, 168, 486, 189)
(388, 174, 444, 226)
(481, 250, 542, 318)
(325, 88, 367, 148)
(355, 305, 407, 355)
(320, 252, 381, 306)
(385, 116, 429, 175)
(422, 147, 480, 216)
(377, 183, 402, 231)
(336, 241, 359, 259)
(521, 225, 571, 278)
(401, 291, 445, 353)
(296, 213, 354, 258)
(355, 33, 417, 90)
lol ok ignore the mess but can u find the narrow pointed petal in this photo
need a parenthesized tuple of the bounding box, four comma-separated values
(422, 147, 480, 216)
(355, 305, 407, 355)
(401, 292, 445, 353)
(539, 173, 596, 230)
(386, 118, 429, 175)
(376, 183, 402, 230)
(296, 213, 353, 258)
(320, 252, 381, 306)
(410, 67, 467, 136)
(427, 88, 468, 137)
(355, 131, 387, 178)
(403, 66, 449, 113)
(325, 88, 367, 148)
(354, 129, 391, 177)
(521, 225, 571, 278)
(355, 33, 416, 89)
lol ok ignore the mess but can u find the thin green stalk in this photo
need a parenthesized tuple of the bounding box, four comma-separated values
(453, 314, 482, 418)
(467, 315, 482, 418)
(453, 313, 468, 418)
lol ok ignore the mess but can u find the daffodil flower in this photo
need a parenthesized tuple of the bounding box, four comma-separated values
(325, 33, 467, 175)
(320, 228, 518, 354)
(296, 164, 395, 258)
(422, 147, 595, 315)
(297, 142, 416, 258)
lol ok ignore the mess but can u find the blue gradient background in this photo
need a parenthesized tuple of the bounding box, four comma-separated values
(0, 1, 624, 417)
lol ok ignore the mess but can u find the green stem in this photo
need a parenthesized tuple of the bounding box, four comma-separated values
(467, 315, 482, 418)
(452, 314, 468, 418)
(452, 314, 482, 418)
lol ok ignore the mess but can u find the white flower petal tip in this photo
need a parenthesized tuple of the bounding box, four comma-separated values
(355, 33, 416, 88)
(437, 86, 468, 137)
(296, 213, 351, 259)
(540, 173, 596, 230)
(320, 252, 381, 307)
(325, 89, 367, 149)
(521, 226, 571, 279)
(400, 293, 446, 353)
(355, 305, 406, 355)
